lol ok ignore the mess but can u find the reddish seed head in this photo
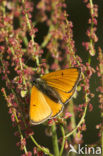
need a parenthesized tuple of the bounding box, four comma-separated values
(48, 119, 54, 126)
(88, 103, 93, 112)
(74, 132, 83, 144)
(64, 140, 69, 149)
(25, 128, 34, 138)
(64, 112, 72, 119)
(33, 147, 37, 155)
(20, 138, 26, 150)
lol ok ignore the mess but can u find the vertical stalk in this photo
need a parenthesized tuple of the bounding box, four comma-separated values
(68, 100, 77, 156)
(51, 123, 59, 156)
(101, 74, 103, 156)
(69, 100, 77, 137)
(102, 129, 103, 156)
(60, 125, 65, 156)
(98, 49, 103, 156)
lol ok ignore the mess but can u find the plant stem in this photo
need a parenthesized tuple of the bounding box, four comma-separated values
(30, 136, 53, 156)
(60, 125, 65, 156)
(69, 100, 77, 136)
(15, 115, 28, 154)
(51, 123, 59, 156)
(65, 105, 87, 138)
(100, 53, 103, 156)
(102, 129, 103, 156)
(41, 25, 53, 48)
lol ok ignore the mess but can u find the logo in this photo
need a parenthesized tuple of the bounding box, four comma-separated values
(68, 144, 102, 155)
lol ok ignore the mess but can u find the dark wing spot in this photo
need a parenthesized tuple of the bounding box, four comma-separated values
(33, 105, 36, 106)
(61, 72, 64, 76)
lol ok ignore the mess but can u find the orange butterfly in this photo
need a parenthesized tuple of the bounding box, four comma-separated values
(29, 68, 81, 125)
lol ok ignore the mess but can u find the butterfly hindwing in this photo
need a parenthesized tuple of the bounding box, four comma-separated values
(55, 88, 75, 104)
(42, 68, 80, 93)
(43, 94, 63, 118)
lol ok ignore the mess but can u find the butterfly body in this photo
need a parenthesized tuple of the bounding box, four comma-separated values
(29, 68, 81, 125)
(33, 78, 61, 103)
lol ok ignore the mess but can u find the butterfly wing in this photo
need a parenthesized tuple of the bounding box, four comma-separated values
(55, 88, 75, 104)
(44, 94, 63, 118)
(30, 86, 63, 124)
(29, 86, 52, 124)
(42, 68, 80, 93)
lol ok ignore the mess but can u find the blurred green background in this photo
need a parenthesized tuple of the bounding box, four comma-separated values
(0, 0, 103, 155)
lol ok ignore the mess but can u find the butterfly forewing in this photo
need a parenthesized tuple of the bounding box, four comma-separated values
(30, 86, 63, 124)
(29, 86, 52, 124)
(42, 68, 80, 93)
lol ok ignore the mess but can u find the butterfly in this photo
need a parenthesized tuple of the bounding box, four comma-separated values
(29, 68, 81, 125)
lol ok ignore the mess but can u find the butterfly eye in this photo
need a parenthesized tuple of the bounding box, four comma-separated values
(32, 74, 40, 83)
